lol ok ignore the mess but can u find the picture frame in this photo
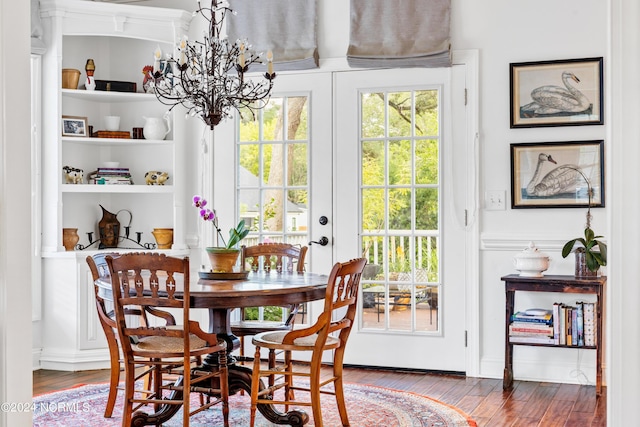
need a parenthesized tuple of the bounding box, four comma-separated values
(61, 115, 88, 137)
(510, 140, 604, 209)
(509, 57, 603, 128)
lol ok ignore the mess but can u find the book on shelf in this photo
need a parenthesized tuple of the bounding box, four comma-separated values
(509, 335, 555, 345)
(508, 324, 553, 335)
(583, 302, 596, 346)
(88, 168, 133, 185)
(510, 310, 553, 324)
(566, 306, 573, 346)
(96, 167, 131, 176)
(576, 302, 584, 347)
(510, 320, 553, 329)
(559, 304, 566, 345)
(552, 302, 561, 345)
(509, 330, 553, 337)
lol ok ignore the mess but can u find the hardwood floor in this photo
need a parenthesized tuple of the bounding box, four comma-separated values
(33, 366, 606, 426)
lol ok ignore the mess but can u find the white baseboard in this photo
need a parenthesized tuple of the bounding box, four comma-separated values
(38, 347, 111, 372)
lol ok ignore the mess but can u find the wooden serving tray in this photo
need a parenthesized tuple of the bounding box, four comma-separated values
(198, 271, 250, 280)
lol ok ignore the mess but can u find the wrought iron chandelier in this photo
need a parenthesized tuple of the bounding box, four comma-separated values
(151, 0, 276, 129)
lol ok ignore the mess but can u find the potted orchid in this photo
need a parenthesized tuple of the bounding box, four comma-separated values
(193, 195, 249, 272)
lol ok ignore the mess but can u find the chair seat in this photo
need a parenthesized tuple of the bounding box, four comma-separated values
(133, 334, 209, 354)
(231, 320, 291, 336)
(252, 330, 340, 350)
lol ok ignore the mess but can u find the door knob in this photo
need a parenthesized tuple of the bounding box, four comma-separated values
(309, 236, 329, 246)
(319, 216, 328, 225)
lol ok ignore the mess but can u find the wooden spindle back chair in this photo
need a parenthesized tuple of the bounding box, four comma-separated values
(249, 258, 367, 427)
(233, 243, 308, 363)
(106, 252, 229, 427)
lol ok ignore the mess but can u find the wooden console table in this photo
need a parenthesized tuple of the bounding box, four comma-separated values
(501, 274, 605, 395)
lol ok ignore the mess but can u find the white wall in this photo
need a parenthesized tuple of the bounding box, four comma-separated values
(0, 0, 34, 426)
(454, 0, 609, 384)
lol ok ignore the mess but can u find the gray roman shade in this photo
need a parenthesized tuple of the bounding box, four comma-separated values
(227, 0, 318, 72)
(347, 0, 451, 68)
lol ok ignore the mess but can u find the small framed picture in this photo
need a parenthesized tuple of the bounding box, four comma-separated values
(510, 57, 603, 128)
(61, 115, 88, 137)
(510, 140, 605, 209)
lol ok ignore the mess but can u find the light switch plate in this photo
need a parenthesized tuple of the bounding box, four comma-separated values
(485, 190, 506, 210)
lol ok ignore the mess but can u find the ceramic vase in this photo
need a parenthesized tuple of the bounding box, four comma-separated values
(206, 247, 240, 273)
(151, 228, 173, 249)
(62, 228, 79, 251)
(575, 251, 599, 277)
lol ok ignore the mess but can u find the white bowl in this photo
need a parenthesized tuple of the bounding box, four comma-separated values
(102, 161, 120, 168)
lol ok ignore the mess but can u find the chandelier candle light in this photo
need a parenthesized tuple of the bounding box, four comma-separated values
(151, 0, 276, 129)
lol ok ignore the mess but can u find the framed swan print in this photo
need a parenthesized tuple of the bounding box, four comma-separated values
(510, 140, 605, 209)
(509, 57, 603, 128)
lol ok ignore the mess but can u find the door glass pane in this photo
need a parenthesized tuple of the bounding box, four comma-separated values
(237, 95, 310, 323)
(360, 89, 441, 333)
(361, 92, 385, 138)
(388, 91, 412, 137)
(362, 141, 384, 186)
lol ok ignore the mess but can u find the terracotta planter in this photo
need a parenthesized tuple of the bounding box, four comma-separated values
(575, 251, 599, 277)
(206, 247, 240, 272)
(151, 228, 173, 249)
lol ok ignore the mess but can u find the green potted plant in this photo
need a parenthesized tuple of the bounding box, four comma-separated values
(561, 226, 607, 275)
(193, 195, 249, 272)
(560, 168, 607, 276)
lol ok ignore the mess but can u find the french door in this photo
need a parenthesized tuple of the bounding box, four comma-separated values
(215, 63, 474, 371)
(334, 67, 469, 371)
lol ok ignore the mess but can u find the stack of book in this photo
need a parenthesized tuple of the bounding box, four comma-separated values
(508, 308, 554, 344)
(89, 167, 132, 185)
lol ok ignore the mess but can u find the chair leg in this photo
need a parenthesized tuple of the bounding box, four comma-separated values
(333, 353, 349, 427)
(122, 362, 135, 427)
(284, 350, 294, 412)
(309, 354, 324, 427)
(104, 341, 121, 418)
(183, 359, 191, 427)
(249, 346, 262, 427)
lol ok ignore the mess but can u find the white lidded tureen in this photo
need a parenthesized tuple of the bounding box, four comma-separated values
(513, 241, 551, 277)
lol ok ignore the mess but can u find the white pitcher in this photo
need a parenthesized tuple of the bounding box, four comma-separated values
(142, 113, 171, 140)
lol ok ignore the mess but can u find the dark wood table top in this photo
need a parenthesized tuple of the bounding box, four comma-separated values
(97, 271, 329, 309)
(189, 271, 329, 309)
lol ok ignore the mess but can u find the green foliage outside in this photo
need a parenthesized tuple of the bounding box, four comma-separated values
(361, 90, 440, 281)
(235, 91, 441, 282)
(243, 306, 284, 322)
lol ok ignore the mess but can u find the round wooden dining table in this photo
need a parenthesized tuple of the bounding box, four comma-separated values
(190, 271, 328, 357)
(97, 270, 328, 426)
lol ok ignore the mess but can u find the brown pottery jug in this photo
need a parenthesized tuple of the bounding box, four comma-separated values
(98, 204, 120, 248)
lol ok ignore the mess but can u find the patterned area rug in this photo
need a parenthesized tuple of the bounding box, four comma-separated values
(33, 382, 476, 426)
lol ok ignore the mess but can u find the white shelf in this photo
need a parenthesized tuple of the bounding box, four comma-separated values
(62, 137, 173, 146)
(61, 88, 157, 102)
(61, 184, 173, 193)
